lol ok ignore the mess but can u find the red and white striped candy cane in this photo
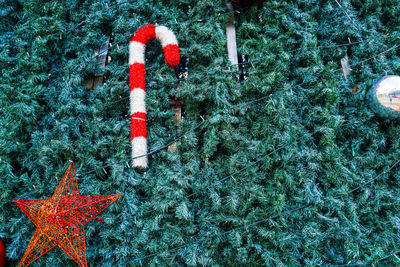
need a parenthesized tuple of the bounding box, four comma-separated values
(129, 24, 180, 168)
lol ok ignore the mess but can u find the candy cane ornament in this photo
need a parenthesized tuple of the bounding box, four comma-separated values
(129, 24, 180, 168)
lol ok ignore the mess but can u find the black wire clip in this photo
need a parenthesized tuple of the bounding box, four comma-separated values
(238, 54, 249, 81)
(175, 57, 189, 80)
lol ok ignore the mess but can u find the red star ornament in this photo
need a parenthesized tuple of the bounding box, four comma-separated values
(13, 161, 121, 267)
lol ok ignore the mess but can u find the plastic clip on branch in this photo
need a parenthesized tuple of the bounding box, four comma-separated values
(129, 24, 180, 168)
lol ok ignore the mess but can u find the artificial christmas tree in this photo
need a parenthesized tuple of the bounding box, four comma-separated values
(231, 0, 265, 5)
(1, 0, 400, 266)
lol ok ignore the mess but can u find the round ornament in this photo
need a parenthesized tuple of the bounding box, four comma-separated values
(368, 75, 400, 119)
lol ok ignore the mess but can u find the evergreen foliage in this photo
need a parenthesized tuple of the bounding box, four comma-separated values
(1, 0, 400, 265)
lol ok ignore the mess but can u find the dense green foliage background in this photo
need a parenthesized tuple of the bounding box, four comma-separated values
(1, 0, 400, 265)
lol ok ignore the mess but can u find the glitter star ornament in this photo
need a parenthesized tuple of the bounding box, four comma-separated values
(14, 161, 121, 267)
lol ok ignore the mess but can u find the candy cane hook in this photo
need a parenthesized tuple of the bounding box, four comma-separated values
(129, 24, 180, 168)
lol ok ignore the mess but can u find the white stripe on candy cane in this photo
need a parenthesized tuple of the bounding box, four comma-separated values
(130, 89, 146, 114)
(129, 41, 146, 65)
(132, 137, 148, 168)
(155, 26, 179, 47)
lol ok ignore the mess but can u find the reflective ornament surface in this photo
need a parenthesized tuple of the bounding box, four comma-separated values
(368, 75, 400, 119)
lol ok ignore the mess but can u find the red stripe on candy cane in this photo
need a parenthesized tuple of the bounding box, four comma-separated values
(130, 112, 147, 139)
(130, 24, 156, 44)
(163, 44, 180, 67)
(129, 63, 146, 91)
